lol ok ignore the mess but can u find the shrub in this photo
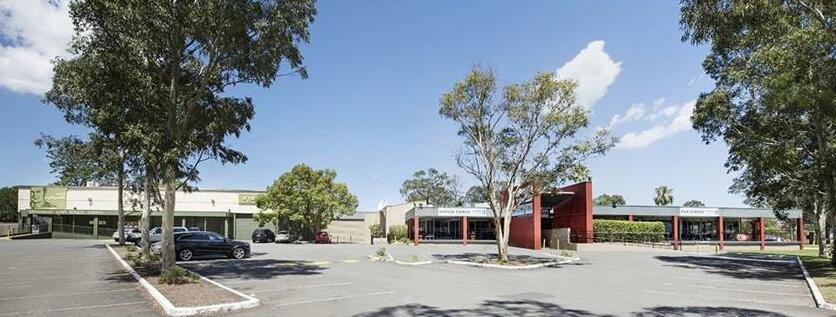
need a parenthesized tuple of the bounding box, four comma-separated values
(158, 266, 199, 285)
(386, 225, 409, 243)
(369, 224, 383, 238)
(593, 219, 665, 243)
(375, 247, 387, 257)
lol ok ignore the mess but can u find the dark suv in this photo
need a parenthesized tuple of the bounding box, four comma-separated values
(174, 231, 250, 261)
(251, 228, 275, 243)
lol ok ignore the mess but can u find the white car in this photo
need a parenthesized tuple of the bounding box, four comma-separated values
(112, 228, 141, 243)
(136, 226, 191, 245)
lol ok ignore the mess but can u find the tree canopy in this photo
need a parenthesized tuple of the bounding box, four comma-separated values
(439, 66, 614, 261)
(33, 134, 116, 187)
(256, 164, 358, 238)
(400, 168, 461, 206)
(594, 194, 626, 206)
(682, 200, 705, 207)
(50, 0, 317, 269)
(654, 186, 674, 206)
(0, 187, 18, 222)
(681, 0, 835, 260)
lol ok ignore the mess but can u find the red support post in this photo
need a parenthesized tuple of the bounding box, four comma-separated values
(759, 216, 765, 251)
(672, 216, 679, 251)
(798, 215, 804, 250)
(413, 215, 420, 246)
(718, 216, 724, 251)
(462, 216, 468, 246)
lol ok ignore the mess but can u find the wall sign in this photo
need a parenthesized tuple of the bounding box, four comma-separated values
(29, 186, 67, 209)
(512, 203, 533, 217)
(437, 208, 489, 217)
(679, 207, 719, 217)
(238, 193, 260, 205)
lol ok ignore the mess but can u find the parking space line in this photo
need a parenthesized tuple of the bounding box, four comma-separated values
(220, 275, 323, 285)
(0, 288, 136, 300)
(645, 289, 811, 307)
(660, 282, 809, 297)
(270, 290, 395, 308)
(0, 273, 130, 286)
(252, 281, 354, 293)
(312, 261, 330, 266)
(0, 301, 148, 316)
(671, 276, 808, 288)
(343, 260, 359, 263)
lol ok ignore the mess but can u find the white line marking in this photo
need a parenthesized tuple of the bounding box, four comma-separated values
(660, 282, 809, 297)
(0, 288, 135, 300)
(671, 276, 807, 288)
(270, 290, 395, 307)
(645, 289, 810, 307)
(252, 282, 354, 293)
(0, 301, 147, 316)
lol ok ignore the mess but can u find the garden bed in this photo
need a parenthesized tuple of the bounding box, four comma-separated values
(432, 253, 575, 269)
(108, 244, 257, 315)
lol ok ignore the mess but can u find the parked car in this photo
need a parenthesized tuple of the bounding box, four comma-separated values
(314, 231, 331, 244)
(251, 228, 275, 243)
(152, 231, 249, 261)
(275, 230, 293, 243)
(112, 228, 141, 243)
(137, 226, 191, 244)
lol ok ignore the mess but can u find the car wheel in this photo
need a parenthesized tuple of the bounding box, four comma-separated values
(231, 247, 246, 259)
(178, 248, 194, 261)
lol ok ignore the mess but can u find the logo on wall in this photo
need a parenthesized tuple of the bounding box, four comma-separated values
(29, 187, 67, 209)
(238, 193, 260, 205)
(511, 203, 533, 217)
(437, 208, 489, 217)
(678, 207, 719, 217)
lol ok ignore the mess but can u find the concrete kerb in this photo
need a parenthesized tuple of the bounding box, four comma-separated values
(444, 256, 578, 270)
(105, 244, 260, 316)
(393, 254, 432, 266)
(367, 252, 394, 262)
(797, 256, 836, 311)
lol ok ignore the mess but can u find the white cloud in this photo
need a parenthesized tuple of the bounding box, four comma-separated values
(608, 103, 646, 128)
(0, 0, 73, 95)
(614, 99, 696, 150)
(556, 40, 621, 109)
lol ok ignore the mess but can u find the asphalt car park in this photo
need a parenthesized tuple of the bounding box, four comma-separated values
(182, 243, 832, 317)
(0, 239, 157, 317)
(0, 239, 831, 317)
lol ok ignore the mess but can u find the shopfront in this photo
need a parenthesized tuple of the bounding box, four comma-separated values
(406, 207, 496, 244)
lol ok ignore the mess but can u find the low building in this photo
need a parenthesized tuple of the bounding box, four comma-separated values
(16, 185, 373, 242)
(394, 181, 804, 250)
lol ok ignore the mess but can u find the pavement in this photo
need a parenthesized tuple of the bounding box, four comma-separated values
(0, 239, 158, 316)
(0, 239, 832, 317)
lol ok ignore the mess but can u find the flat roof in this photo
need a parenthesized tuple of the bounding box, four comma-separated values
(592, 205, 801, 219)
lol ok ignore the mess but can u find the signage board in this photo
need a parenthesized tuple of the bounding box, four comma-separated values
(437, 208, 489, 217)
(29, 186, 67, 209)
(679, 207, 719, 217)
(238, 193, 260, 205)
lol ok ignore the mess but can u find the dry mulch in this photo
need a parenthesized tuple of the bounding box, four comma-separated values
(110, 244, 245, 307)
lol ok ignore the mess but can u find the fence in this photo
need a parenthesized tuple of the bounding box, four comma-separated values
(52, 224, 117, 240)
(0, 223, 28, 237)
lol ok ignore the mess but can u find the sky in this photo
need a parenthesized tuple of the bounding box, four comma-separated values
(0, 1, 746, 211)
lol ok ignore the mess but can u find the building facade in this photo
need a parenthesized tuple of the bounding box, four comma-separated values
(16, 186, 371, 242)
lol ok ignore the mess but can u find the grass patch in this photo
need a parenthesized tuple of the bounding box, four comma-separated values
(730, 245, 836, 303)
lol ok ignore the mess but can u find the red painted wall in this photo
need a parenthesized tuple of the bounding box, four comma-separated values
(553, 181, 593, 243)
(509, 188, 542, 250)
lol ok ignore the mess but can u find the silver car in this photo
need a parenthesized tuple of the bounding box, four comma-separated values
(275, 230, 294, 243)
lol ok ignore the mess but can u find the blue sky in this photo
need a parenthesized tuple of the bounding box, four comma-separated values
(0, 1, 744, 210)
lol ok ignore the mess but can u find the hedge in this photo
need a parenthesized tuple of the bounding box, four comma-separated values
(593, 219, 665, 243)
(387, 225, 409, 243)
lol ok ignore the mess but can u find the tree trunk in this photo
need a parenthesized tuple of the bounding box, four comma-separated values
(161, 166, 177, 270)
(140, 174, 152, 259)
(817, 201, 826, 257)
(117, 157, 125, 246)
(493, 216, 507, 262)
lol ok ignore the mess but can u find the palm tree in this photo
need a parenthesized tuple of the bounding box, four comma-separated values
(654, 186, 674, 206)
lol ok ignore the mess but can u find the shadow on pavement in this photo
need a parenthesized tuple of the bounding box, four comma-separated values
(354, 300, 614, 317)
(431, 253, 573, 266)
(632, 306, 788, 317)
(654, 255, 802, 281)
(180, 258, 326, 280)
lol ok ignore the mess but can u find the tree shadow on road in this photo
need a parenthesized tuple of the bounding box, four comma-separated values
(431, 253, 579, 267)
(179, 258, 326, 281)
(632, 305, 788, 317)
(353, 300, 615, 317)
(654, 255, 802, 281)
